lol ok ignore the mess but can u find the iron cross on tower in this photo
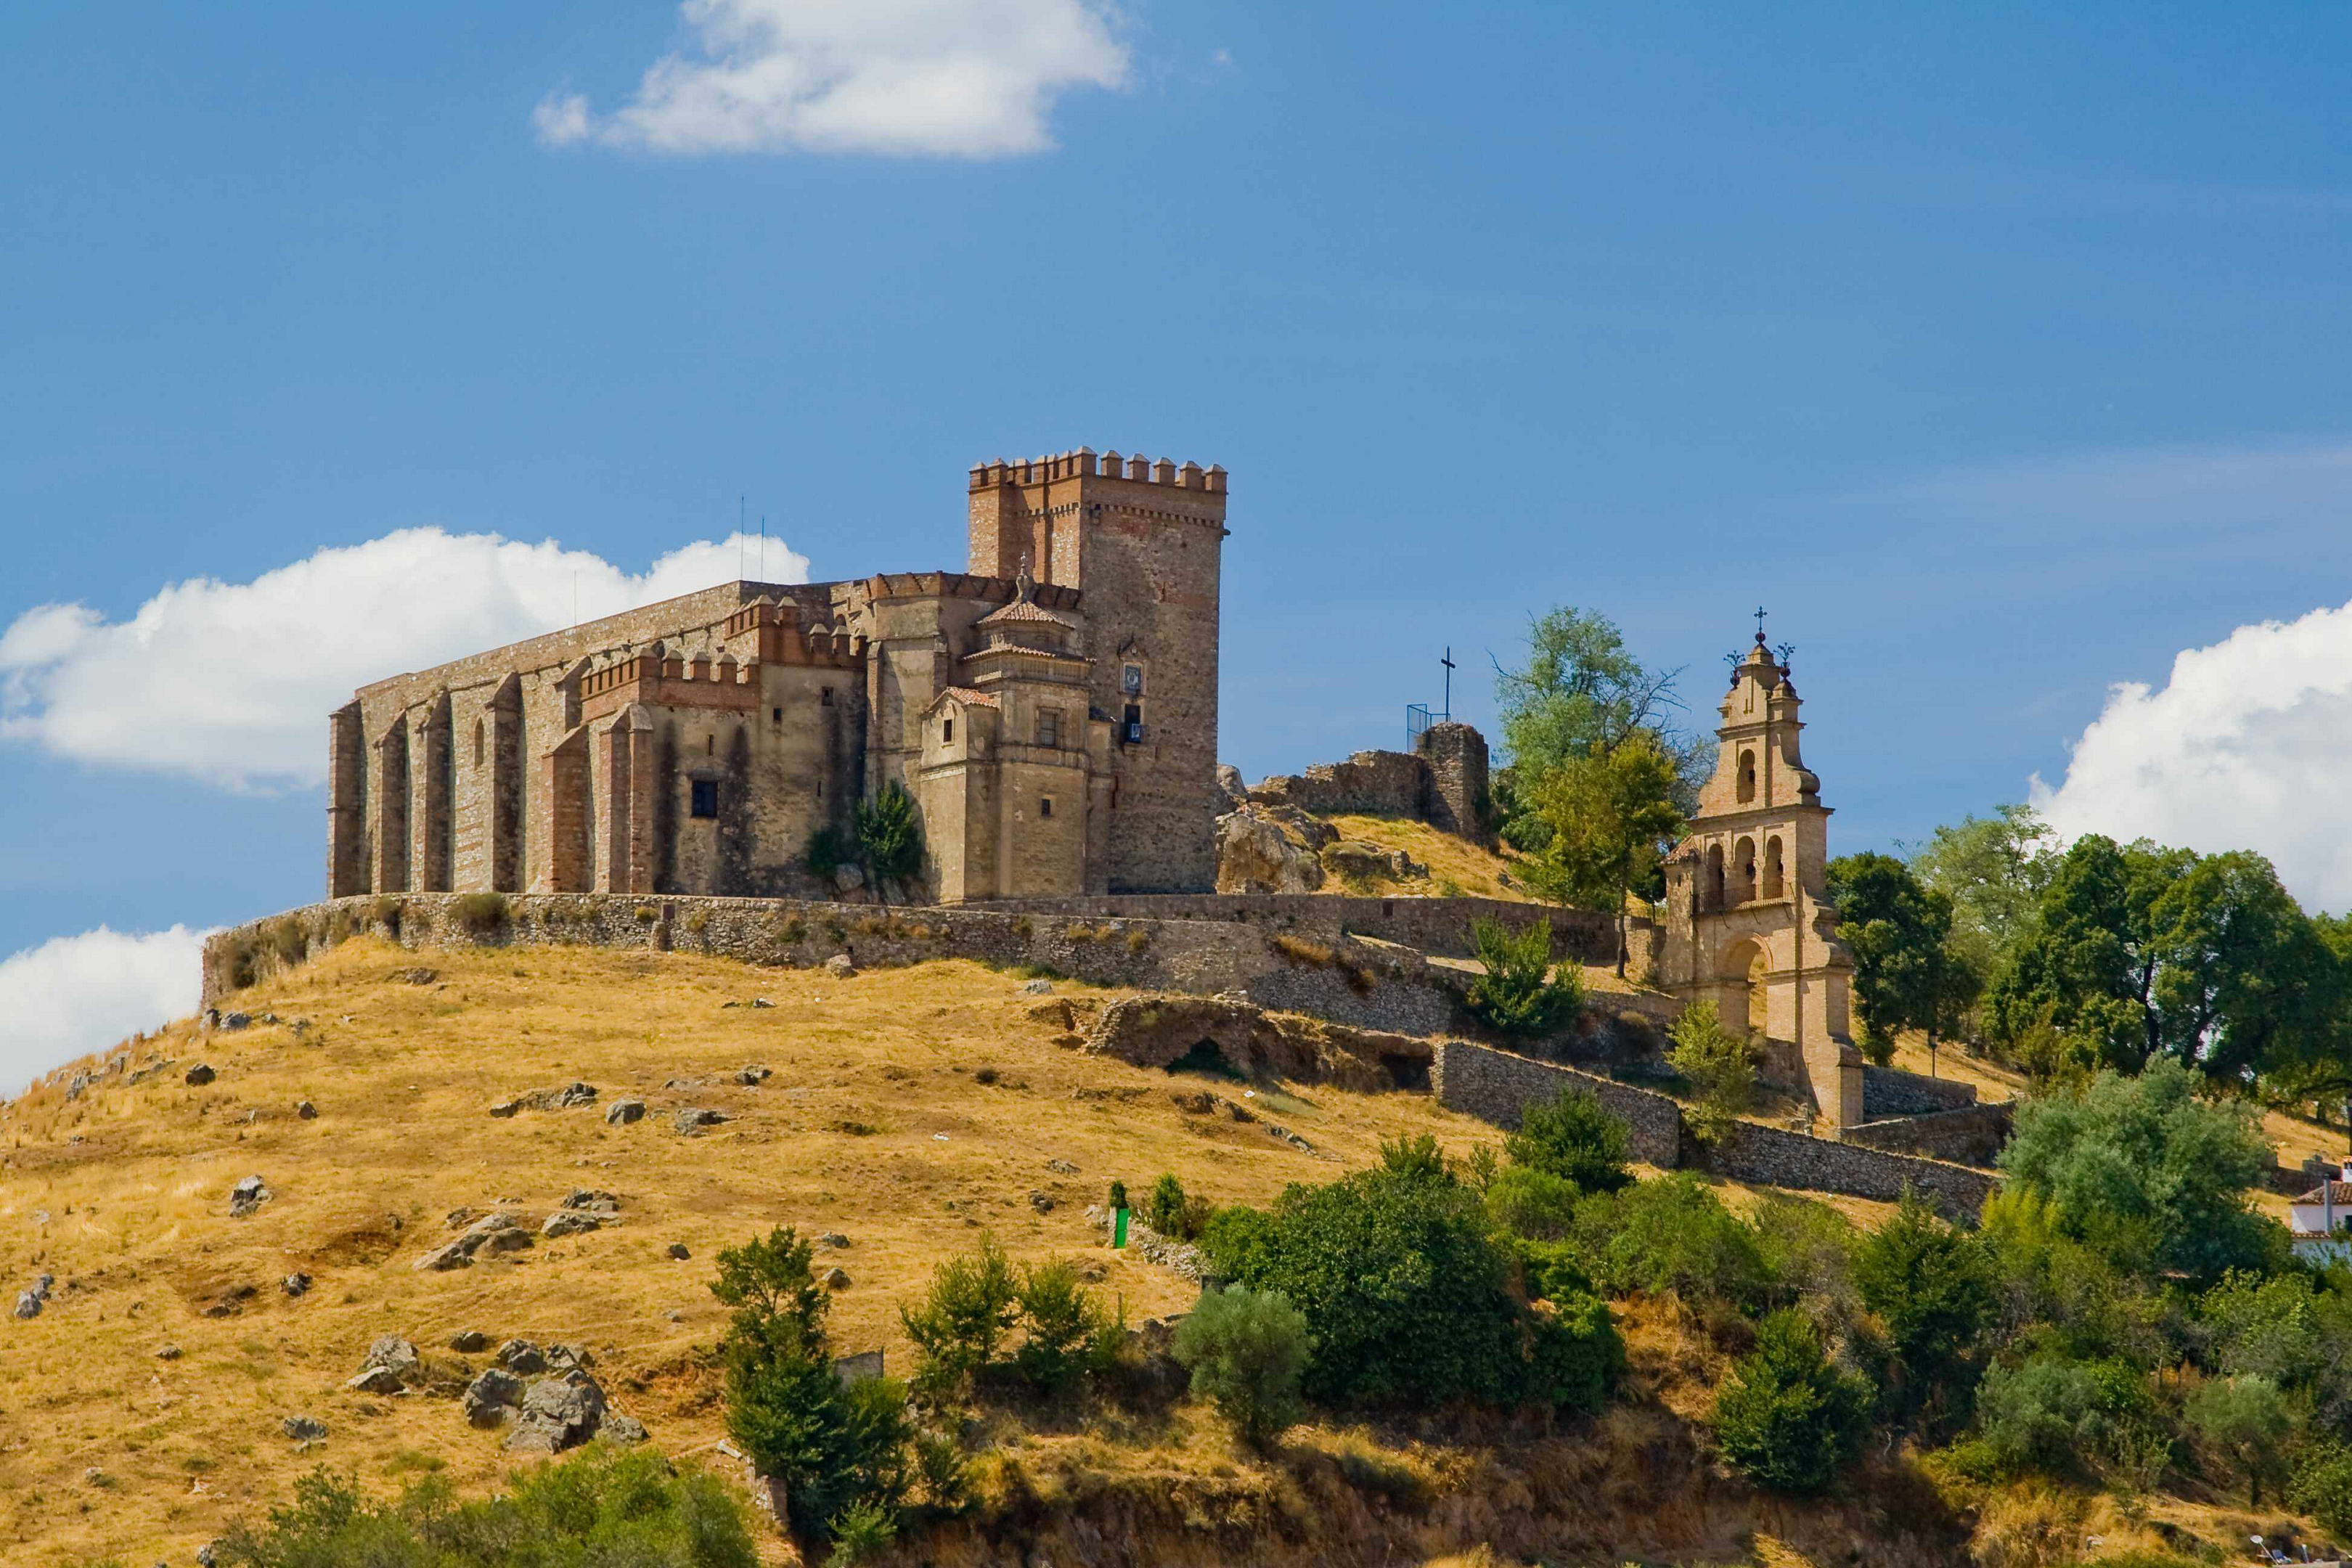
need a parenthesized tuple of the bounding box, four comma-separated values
(1754, 605, 1768, 640)
(1440, 647, 1456, 720)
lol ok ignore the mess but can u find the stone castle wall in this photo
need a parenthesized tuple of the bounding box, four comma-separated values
(1249, 749, 1430, 820)
(1706, 1119, 1996, 1217)
(960, 891, 1649, 969)
(1860, 1064, 1980, 1118)
(1413, 722, 1490, 842)
(1432, 1040, 1683, 1167)
(1844, 1103, 2013, 1168)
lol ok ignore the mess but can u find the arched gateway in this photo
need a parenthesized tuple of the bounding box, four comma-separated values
(1658, 630, 1864, 1130)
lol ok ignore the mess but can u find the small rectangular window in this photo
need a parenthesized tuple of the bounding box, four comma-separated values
(1037, 709, 1058, 747)
(820, 687, 834, 707)
(1040, 796, 1053, 819)
(690, 779, 719, 819)
(772, 706, 782, 724)
(942, 717, 954, 743)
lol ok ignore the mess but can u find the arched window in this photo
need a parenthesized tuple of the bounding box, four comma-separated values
(1705, 844, 1726, 911)
(1736, 749, 1756, 804)
(1763, 836, 1785, 899)
(1734, 836, 1757, 903)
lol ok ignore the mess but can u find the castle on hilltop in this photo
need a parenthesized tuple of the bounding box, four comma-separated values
(327, 449, 1228, 904)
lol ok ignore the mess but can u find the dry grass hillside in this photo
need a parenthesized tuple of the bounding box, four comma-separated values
(1, 938, 2335, 1567)
(1313, 813, 1538, 902)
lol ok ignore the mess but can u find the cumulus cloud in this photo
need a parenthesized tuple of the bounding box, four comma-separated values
(0, 926, 210, 1096)
(534, 0, 1130, 158)
(2030, 598, 2352, 913)
(0, 527, 809, 791)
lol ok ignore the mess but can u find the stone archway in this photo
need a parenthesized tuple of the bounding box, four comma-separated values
(1718, 936, 1771, 1036)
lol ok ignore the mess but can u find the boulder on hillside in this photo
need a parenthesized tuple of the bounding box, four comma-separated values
(603, 1098, 645, 1125)
(449, 1329, 489, 1353)
(228, 1175, 272, 1218)
(1322, 839, 1426, 883)
(1215, 762, 1249, 806)
(414, 1212, 531, 1272)
(462, 1365, 524, 1427)
(1213, 806, 1327, 895)
(671, 1107, 727, 1135)
(184, 1063, 216, 1086)
(502, 1370, 608, 1454)
(823, 954, 858, 980)
(541, 1211, 600, 1238)
(282, 1414, 327, 1443)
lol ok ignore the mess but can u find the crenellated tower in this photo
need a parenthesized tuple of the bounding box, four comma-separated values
(967, 449, 1228, 893)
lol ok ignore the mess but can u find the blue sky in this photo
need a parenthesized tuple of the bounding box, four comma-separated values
(6, 2, 2352, 1077)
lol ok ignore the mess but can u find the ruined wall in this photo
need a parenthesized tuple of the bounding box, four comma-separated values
(1413, 722, 1490, 842)
(1249, 749, 1430, 820)
(1432, 1040, 1683, 1167)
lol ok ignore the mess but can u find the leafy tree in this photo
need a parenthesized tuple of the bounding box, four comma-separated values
(853, 781, 925, 903)
(1464, 917, 1585, 1036)
(1827, 852, 1980, 1065)
(1906, 804, 2059, 982)
(1666, 1000, 1755, 1143)
(1503, 1085, 1633, 1193)
(1484, 1164, 1587, 1243)
(1009, 1258, 1122, 1395)
(1710, 1310, 1870, 1495)
(1853, 1190, 1993, 1410)
(1969, 1352, 2155, 1479)
(1377, 1132, 1448, 1182)
(2185, 1373, 2292, 1506)
(1983, 834, 2152, 1074)
(1996, 1058, 2280, 1284)
(899, 1234, 1021, 1399)
(1146, 1173, 1191, 1237)
(1493, 606, 1686, 783)
(2291, 1440, 2352, 1538)
(1523, 730, 1688, 974)
(1204, 1162, 1619, 1410)
(1172, 1286, 1315, 1449)
(711, 1227, 913, 1540)
(2144, 849, 2343, 1081)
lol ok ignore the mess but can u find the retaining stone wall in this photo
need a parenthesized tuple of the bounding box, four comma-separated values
(1861, 1065, 1979, 1118)
(1845, 1103, 2013, 1168)
(1707, 1120, 1996, 1218)
(200, 893, 1468, 1040)
(965, 891, 1650, 971)
(1432, 1040, 1683, 1167)
(1249, 749, 1430, 820)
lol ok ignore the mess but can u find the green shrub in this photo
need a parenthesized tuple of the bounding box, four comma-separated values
(2290, 1440, 2352, 1537)
(899, 1235, 1019, 1400)
(805, 825, 854, 881)
(826, 1496, 898, 1563)
(452, 892, 509, 935)
(713, 1227, 912, 1539)
(1711, 1310, 1869, 1495)
(854, 782, 925, 901)
(1525, 1290, 1623, 1413)
(1970, 1351, 2155, 1479)
(1146, 1173, 1191, 1237)
(1010, 1259, 1121, 1395)
(1173, 1286, 1315, 1448)
(1465, 917, 1584, 1035)
(1853, 1189, 1993, 1408)
(1376, 1132, 1446, 1181)
(1571, 1173, 1773, 1313)
(1196, 1204, 1277, 1281)
(1500, 1233, 1601, 1306)
(1503, 1085, 1631, 1193)
(1665, 1000, 1755, 1142)
(211, 1446, 757, 1567)
(1485, 1165, 1585, 1243)
(1209, 1163, 1616, 1411)
(1749, 1196, 1861, 1323)
(1106, 1180, 1129, 1213)
(912, 1429, 971, 1513)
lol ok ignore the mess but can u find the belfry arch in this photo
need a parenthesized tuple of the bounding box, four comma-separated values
(1658, 627, 1863, 1131)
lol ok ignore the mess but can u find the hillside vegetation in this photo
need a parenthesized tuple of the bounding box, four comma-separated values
(1, 939, 2342, 1567)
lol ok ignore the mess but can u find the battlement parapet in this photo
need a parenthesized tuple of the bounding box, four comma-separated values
(968, 447, 1228, 495)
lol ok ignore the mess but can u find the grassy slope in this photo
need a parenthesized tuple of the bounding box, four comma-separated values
(1, 939, 1498, 1564)
(1314, 814, 1537, 903)
(1, 939, 2331, 1566)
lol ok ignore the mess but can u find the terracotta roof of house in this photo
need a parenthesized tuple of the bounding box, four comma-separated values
(2295, 1180, 2352, 1206)
(932, 686, 997, 710)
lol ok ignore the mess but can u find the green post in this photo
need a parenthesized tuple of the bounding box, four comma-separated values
(1111, 1207, 1130, 1249)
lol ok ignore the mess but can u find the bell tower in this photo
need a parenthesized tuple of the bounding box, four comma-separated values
(1660, 627, 1863, 1131)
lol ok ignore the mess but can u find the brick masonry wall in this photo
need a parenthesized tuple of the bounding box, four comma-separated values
(1432, 1040, 1683, 1167)
(963, 892, 1649, 969)
(1861, 1064, 1979, 1118)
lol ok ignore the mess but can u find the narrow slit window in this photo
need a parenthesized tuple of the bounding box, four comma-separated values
(943, 716, 954, 743)
(771, 706, 782, 724)
(1040, 796, 1053, 819)
(820, 687, 834, 707)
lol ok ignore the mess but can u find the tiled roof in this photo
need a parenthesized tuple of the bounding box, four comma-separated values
(977, 597, 1077, 629)
(2295, 1180, 2352, 1206)
(934, 686, 998, 709)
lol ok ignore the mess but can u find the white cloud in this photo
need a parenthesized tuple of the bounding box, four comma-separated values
(0, 926, 209, 1097)
(2030, 598, 2352, 913)
(0, 527, 808, 791)
(534, 0, 1130, 158)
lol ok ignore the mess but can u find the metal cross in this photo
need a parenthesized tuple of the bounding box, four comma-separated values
(1754, 605, 1768, 640)
(1440, 647, 1456, 719)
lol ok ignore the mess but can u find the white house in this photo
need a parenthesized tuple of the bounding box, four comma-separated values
(2289, 1164, 2352, 1268)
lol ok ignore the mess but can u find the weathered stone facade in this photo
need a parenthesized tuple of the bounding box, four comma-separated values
(1657, 632, 1864, 1130)
(325, 451, 1228, 905)
(1243, 720, 1490, 845)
